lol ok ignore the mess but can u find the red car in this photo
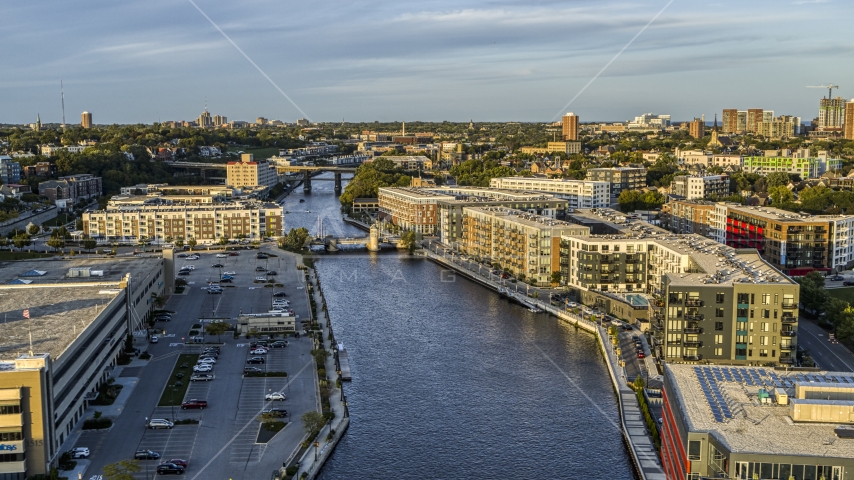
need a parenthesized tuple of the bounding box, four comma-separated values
(180, 399, 208, 410)
(637, 352, 646, 359)
(168, 459, 188, 468)
(228, 252, 239, 256)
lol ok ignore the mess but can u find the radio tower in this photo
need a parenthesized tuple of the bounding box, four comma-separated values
(60, 80, 66, 127)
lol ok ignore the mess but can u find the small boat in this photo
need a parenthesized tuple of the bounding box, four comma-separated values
(305, 210, 310, 213)
(299, 199, 305, 203)
(529, 307, 542, 313)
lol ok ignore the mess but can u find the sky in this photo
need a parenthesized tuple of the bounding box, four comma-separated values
(1, 0, 852, 124)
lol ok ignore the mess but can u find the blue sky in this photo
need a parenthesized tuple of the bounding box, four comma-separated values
(1, 0, 852, 124)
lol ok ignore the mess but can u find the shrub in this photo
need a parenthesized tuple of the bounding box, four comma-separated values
(286, 466, 299, 476)
(139, 352, 152, 360)
(192, 323, 202, 329)
(82, 418, 112, 430)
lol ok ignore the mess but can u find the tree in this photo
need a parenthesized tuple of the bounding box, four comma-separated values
(399, 230, 416, 254)
(551, 271, 562, 284)
(188, 237, 197, 250)
(103, 459, 141, 480)
(280, 227, 310, 251)
(12, 233, 31, 251)
(0, 237, 9, 251)
(205, 321, 230, 342)
(301, 411, 326, 437)
(218, 236, 229, 246)
(796, 272, 827, 314)
(837, 306, 854, 343)
(311, 348, 330, 367)
(83, 238, 97, 252)
(174, 237, 184, 248)
(26, 222, 39, 235)
(824, 297, 850, 329)
(767, 185, 793, 205)
(47, 236, 66, 252)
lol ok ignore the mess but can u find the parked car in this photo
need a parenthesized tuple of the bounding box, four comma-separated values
(150, 337, 159, 344)
(134, 450, 161, 460)
(181, 399, 208, 409)
(247, 357, 265, 364)
(262, 408, 288, 417)
(228, 252, 239, 256)
(190, 374, 214, 381)
(223, 271, 236, 275)
(255, 277, 267, 281)
(270, 341, 287, 348)
(212, 263, 224, 268)
(198, 357, 216, 364)
(250, 348, 268, 355)
(167, 459, 188, 468)
(177, 253, 188, 258)
(216, 253, 228, 258)
(193, 364, 213, 373)
(255, 266, 267, 271)
(156, 463, 185, 475)
(844, 281, 854, 286)
(266, 270, 277, 275)
(67, 447, 90, 458)
(178, 271, 190, 276)
(208, 288, 223, 295)
(637, 352, 646, 359)
(256, 254, 268, 259)
(203, 347, 220, 353)
(244, 367, 263, 374)
(567, 302, 578, 308)
(146, 419, 174, 429)
(265, 392, 286, 401)
(273, 292, 287, 297)
(220, 278, 233, 283)
(830, 275, 844, 281)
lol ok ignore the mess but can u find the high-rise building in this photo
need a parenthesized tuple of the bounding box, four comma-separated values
(688, 118, 705, 139)
(213, 115, 227, 126)
(489, 177, 610, 209)
(586, 167, 647, 201)
(256, 117, 268, 125)
(562, 112, 579, 141)
(845, 100, 854, 140)
(81, 111, 92, 129)
(721, 109, 739, 134)
(818, 96, 846, 129)
(746, 109, 763, 133)
(197, 111, 213, 128)
(226, 154, 279, 188)
(757, 115, 800, 139)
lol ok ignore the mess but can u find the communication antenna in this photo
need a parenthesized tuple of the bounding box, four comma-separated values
(61, 80, 66, 126)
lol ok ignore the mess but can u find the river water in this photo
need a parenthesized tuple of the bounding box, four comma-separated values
(281, 174, 635, 479)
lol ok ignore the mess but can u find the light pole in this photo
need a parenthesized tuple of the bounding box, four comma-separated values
(170, 385, 176, 421)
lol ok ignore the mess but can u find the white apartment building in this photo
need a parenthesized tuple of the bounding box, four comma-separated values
(226, 154, 279, 188)
(829, 216, 854, 270)
(489, 177, 609, 209)
(670, 175, 730, 200)
(82, 201, 284, 244)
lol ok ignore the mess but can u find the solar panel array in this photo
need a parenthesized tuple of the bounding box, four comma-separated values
(692, 367, 854, 423)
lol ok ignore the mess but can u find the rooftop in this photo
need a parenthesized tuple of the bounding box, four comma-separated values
(729, 205, 854, 223)
(0, 257, 161, 361)
(667, 364, 854, 459)
(463, 206, 590, 231)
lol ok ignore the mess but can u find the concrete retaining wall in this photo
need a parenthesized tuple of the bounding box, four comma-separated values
(0, 206, 58, 236)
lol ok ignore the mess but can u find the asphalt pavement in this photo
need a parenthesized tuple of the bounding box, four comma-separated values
(797, 318, 854, 372)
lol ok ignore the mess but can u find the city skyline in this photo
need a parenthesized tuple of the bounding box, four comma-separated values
(2, 0, 853, 124)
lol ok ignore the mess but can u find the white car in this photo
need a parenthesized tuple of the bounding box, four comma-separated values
(567, 302, 578, 308)
(198, 357, 216, 364)
(255, 276, 267, 281)
(223, 271, 236, 275)
(250, 348, 268, 355)
(185, 265, 195, 270)
(67, 447, 90, 458)
(272, 302, 290, 307)
(265, 392, 286, 401)
(216, 253, 228, 258)
(186, 256, 199, 261)
(193, 364, 213, 373)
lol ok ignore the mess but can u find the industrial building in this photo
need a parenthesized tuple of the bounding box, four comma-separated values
(0, 258, 164, 478)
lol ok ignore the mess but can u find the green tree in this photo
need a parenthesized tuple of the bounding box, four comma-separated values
(0, 237, 9, 250)
(103, 459, 141, 480)
(26, 223, 39, 235)
(551, 271, 562, 284)
(311, 348, 330, 367)
(301, 411, 326, 437)
(399, 230, 416, 254)
(796, 272, 827, 314)
(188, 237, 197, 250)
(218, 236, 229, 246)
(766, 172, 791, 189)
(767, 186, 794, 205)
(205, 321, 230, 342)
(618, 190, 644, 212)
(174, 237, 185, 248)
(83, 238, 97, 252)
(46, 236, 66, 252)
(12, 233, 31, 250)
(824, 297, 850, 329)
(280, 227, 310, 250)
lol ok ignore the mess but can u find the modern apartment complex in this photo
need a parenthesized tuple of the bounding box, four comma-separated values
(460, 207, 588, 286)
(560, 233, 799, 365)
(38, 174, 102, 208)
(0, 156, 22, 184)
(756, 115, 801, 139)
(670, 174, 729, 200)
(0, 258, 164, 478)
(82, 201, 284, 243)
(818, 96, 847, 130)
(226, 154, 279, 188)
(562, 113, 579, 141)
(586, 167, 646, 201)
(662, 364, 854, 480)
(742, 156, 842, 178)
(660, 199, 717, 237)
(489, 177, 609, 209)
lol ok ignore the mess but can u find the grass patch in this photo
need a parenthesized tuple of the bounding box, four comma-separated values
(257, 421, 287, 443)
(42, 214, 76, 227)
(0, 251, 53, 261)
(828, 287, 854, 305)
(244, 146, 280, 159)
(158, 354, 198, 406)
(90, 383, 124, 406)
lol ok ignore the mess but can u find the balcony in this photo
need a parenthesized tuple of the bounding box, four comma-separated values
(683, 327, 703, 334)
(780, 344, 794, 351)
(684, 340, 703, 348)
(782, 303, 797, 310)
(682, 354, 703, 362)
(781, 316, 797, 324)
(685, 299, 704, 307)
(685, 314, 704, 321)
(781, 330, 796, 337)
(669, 297, 683, 304)
(779, 356, 795, 365)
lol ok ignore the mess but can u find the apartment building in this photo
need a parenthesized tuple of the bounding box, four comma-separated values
(0, 156, 21, 184)
(460, 207, 588, 286)
(0, 258, 164, 478)
(818, 96, 847, 130)
(586, 167, 646, 201)
(82, 201, 283, 243)
(670, 174, 729, 200)
(378, 188, 455, 235)
(743, 156, 842, 178)
(38, 174, 102, 207)
(226, 154, 279, 188)
(660, 199, 717, 237)
(520, 142, 582, 155)
(662, 364, 854, 480)
(756, 115, 801, 139)
(562, 112, 579, 141)
(489, 177, 609, 209)
(560, 233, 799, 365)
(845, 99, 854, 140)
(688, 118, 705, 139)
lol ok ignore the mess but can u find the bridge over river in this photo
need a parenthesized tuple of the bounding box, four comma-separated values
(276, 166, 357, 193)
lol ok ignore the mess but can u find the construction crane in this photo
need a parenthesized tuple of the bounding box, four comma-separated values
(807, 84, 839, 99)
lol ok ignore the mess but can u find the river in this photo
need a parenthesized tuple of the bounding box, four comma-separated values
(280, 174, 635, 479)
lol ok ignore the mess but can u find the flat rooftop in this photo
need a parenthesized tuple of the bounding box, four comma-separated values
(462, 206, 589, 231)
(666, 364, 854, 458)
(0, 257, 161, 361)
(729, 205, 854, 223)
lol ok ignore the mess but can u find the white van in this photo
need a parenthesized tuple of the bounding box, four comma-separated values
(147, 419, 174, 429)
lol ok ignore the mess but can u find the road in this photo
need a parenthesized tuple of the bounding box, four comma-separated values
(70, 245, 319, 479)
(796, 318, 854, 372)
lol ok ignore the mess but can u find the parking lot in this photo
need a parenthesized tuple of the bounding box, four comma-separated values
(75, 246, 320, 479)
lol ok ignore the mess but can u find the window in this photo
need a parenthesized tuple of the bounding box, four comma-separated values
(688, 440, 701, 460)
(736, 335, 747, 343)
(750, 309, 755, 318)
(759, 349, 769, 357)
(737, 293, 749, 304)
(715, 322, 724, 331)
(715, 348, 723, 356)
(715, 335, 723, 344)
(762, 293, 771, 305)
(716, 292, 725, 304)
(715, 308, 724, 318)
(751, 293, 755, 304)
(761, 336, 769, 346)
(0, 405, 20, 415)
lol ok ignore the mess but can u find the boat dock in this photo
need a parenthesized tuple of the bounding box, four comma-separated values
(338, 346, 352, 381)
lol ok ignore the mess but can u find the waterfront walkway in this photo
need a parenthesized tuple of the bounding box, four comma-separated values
(422, 247, 666, 480)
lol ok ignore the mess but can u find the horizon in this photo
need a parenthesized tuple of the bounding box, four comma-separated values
(2, 1, 853, 124)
